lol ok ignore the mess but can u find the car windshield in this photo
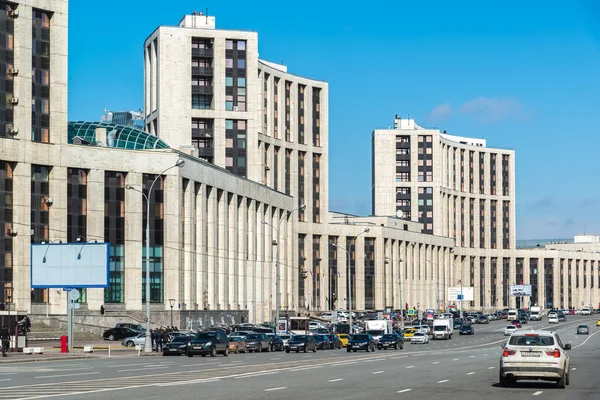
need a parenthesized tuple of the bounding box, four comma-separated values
(172, 336, 190, 343)
(506, 326, 516, 329)
(578, 325, 588, 328)
(246, 334, 261, 339)
(293, 335, 308, 341)
(352, 335, 369, 340)
(195, 333, 216, 340)
(413, 332, 425, 337)
(509, 335, 554, 346)
(381, 334, 396, 339)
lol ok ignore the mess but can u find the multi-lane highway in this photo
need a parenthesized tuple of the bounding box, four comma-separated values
(1, 316, 598, 400)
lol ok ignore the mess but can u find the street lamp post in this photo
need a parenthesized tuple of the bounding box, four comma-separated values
(126, 158, 185, 353)
(168, 299, 175, 328)
(263, 204, 305, 332)
(333, 227, 369, 331)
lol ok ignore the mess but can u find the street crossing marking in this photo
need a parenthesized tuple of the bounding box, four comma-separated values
(533, 391, 543, 396)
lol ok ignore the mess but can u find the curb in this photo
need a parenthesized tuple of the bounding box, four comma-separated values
(0, 355, 97, 364)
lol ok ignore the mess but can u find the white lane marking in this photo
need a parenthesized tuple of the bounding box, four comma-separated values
(467, 372, 475, 375)
(453, 358, 459, 361)
(438, 379, 449, 383)
(265, 387, 287, 392)
(483, 354, 488, 356)
(572, 367, 577, 371)
(411, 354, 420, 357)
(302, 355, 312, 358)
(432, 361, 440, 365)
(328, 378, 344, 383)
(533, 391, 543, 396)
(391, 356, 408, 359)
(330, 361, 358, 366)
(118, 366, 167, 372)
(36, 372, 101, 379)
(397, 389, 412, 393)
(469, 356, 475, 358)
(372, 371, 384, 374)
(0, 379, 11, 382)
(270, 358, 280, 360)
(157, 378, 221, 387)
(488, 367, 495, 369)
(289, 366, 323, 372)
(234, 371, 279, 379)
(406, 366, 415, 369)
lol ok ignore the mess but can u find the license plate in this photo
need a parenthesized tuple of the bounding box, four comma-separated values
(169, 349, 178, 351)
(382, 344, 389, 347)
(193, 346, 203, 350)
(353, 345, 361, 348)
(520, 351, 540, 357)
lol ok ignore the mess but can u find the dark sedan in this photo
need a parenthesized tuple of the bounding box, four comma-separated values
(269, 335, 285, 351)
(286, 335, 317, 353)
(558, 313, 567, 322)
(377, 334, 403, 350)
(327, 334, 343, 349)
(102, 327, 142, 341)
(186, 331, 229, 357)
(459, 325, 474, 335)
(315, 334, 331, 350)
(519, 317, 528, 325)
(245, 333, 271, 353)
(162, 335, 193, 355)
(347, 334, 376, 352)
(475, 316, 489, 324)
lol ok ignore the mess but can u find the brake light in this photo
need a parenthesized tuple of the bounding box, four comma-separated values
(503, 348, 516, 357)
(544, 348, 561, 358)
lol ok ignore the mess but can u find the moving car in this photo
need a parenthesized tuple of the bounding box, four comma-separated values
(558, 313, 567, 322)
(377, 334, 403, 350)
(511, 320, 522, 328)
(597, 319, 600, 327)
(504, 325, 518, 336)
(576, 325, 589, 335)
(411, 332, 429, 344)
(337, 334, 350, 347)
(244, 333, 271, 353)
(163, 335, 194, 355)
(186, 331, 230, 357)
(476, 316, 489, 324)
(499, 330, 571, 388)
(227, 336, 247, 353)
(402, 328, 416, 341)
(459, 325, 474, 335)
(314, 335, 331, 350)
(548, 314, 559, 324)
(327, 334, 343, 349)
(347, 334, 376, 352)
(287, 335, 317, 353)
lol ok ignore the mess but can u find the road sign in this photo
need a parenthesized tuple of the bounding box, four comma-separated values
(69, 302, 80, 310)
(69, 289, 80, 302)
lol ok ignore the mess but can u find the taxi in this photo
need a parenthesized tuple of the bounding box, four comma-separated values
(596, 319, 600, 327)
(337, 334, 350, 347)
(402, 328, 417, 341)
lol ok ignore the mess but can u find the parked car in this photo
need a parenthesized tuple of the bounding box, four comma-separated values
(377, 333, 403, 350)
(278, 334, 294, 349)
(548, 314, 559, 324)
(103, 327, 142, 341)
(287, 335, 317, 353)
(244, 333, 271, 353)
(327, 334, 343, 349)
(269, 335, 285, 351)
(163, 335, 194, 355)
(459, 325, 474, 335)
(227, 336, 247, 353)
(315, 334, 331, 350)
(337, 334, 350, 347)
(476, 316, 489, 324)
(122, 333, 145, 347)
(115, 323, 145, 331)
(186, 331, 230, 357)
(511, 320, 522, 328)
(347, 334, 376, 352)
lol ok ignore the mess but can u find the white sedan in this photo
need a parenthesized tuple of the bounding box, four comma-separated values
(122, 333, 146, 347)
(548, 315, 559, 324)
(504, 325, 518, 336)
(411, 332, 429, 344)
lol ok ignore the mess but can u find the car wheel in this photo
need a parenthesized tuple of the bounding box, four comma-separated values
(566, 370, 570, 385)
(126, 341, 134, 347)
(266, 344, 271, 352)
(347, 347, 351, 352)
(557, 370, 566, 389)
(296, 349, 299, 353)
(187, 352, 193, 358)
(499, 373, 510, 387)
(210, 347, 217, 357)
(201, 354, 206, 357)
(286, 349, 290, 353)
(234, 347, 238, 354)
(223, 347, 229, 357)
(108, 334, 115, 341)
(258, 344, 263, 353)
(353, 350, 356, 352)
(313, 346, 316, 353)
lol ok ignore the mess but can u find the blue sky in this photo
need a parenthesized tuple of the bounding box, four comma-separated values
(68, 1, 600, 240)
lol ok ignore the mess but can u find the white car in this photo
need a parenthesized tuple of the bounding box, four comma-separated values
(581, 308, 592, 315)
(499, 330, 571, 387)
(411, 332, 429, 344)
(122, 333, 146, 347)
(504, 325, 518, 336)
(548, 315, 559, 324)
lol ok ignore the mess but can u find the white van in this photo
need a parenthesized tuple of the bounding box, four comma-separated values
(507, 309, 518, 321)
(581, 307, 592, 315)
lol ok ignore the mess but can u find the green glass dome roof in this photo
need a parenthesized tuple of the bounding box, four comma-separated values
(68, 121, 170, 150)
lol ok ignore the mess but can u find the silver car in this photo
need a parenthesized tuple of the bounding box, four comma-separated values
(410, 332, 429, 344)
(122, 333, 146, 347)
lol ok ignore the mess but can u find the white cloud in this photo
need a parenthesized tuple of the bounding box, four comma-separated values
(427, 103, 453, 121)
(460, 96, 529, 124)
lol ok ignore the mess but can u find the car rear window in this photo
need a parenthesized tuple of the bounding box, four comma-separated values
(509, 335, 554, 346)
(352, 335, 369, 340)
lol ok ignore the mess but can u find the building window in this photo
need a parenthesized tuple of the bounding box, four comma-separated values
(491, 257, 497, 307)
(479, 199, 485, 249)
(0, 161, 14, 303)
(0, 3, 15, 139)
(104, 171, 126, 303)
(298, 234, 306, 308)
(192, 94, 211, 110)
(490, 154, 497, 195)
(313, 154, 321, 223)
(298, 85, 305, 144)
(32, 9, 51, 143)
(312, 235, 321, 308)
(418, 187, 433, 234)
(225, 40, 247, 111)
(142, 174, 164, 303)
(312, 88, 321, 147)
(285, 81, 292, 142)
(544, 259, 553, 308)
(364, 237, 375, 310)
(502, 201, 510, 249)
(491, 200, 497, 249)
(273, 78, 279, 139)
(225, 120, 247, 178)
(347, 236, 357, 310)
(31, 165, 51, 303)
(285, 149, 291, 195)
(530, 258, 538, 305)
(328, 237, 338, 310)
(298, 152, 306, 221)
(67, 168, 89, 303)
(502, 154, 510, 196)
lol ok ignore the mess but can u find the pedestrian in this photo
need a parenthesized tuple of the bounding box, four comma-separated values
(151, 329, 158, 352)
(0, 327, 9, 357)
(162, 329, 169, 347)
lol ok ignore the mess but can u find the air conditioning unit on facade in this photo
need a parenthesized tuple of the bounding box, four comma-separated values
(9, 127, 18, 136)
(10, 97, 18, 105)
(9, 10, 18, 18)
(8, 67, 18, 75)
(233, 106, 238, 111)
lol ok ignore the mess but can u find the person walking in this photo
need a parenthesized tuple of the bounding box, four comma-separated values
(0, 327, 9, 357)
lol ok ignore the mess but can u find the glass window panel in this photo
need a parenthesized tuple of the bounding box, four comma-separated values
(237, 78, 246, 87)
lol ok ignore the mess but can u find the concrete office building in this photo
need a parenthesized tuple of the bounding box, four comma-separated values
(372, 116, 600, 311)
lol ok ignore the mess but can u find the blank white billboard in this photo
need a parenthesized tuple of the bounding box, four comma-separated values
(31, 243, 109, 288)
(448, 287, 474, 301)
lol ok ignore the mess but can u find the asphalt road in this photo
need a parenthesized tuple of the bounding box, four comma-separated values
(0, 316, 598, 400)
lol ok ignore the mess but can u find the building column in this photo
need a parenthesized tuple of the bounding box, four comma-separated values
(124, 172, 143, 310)
(206, 188, 217, 310)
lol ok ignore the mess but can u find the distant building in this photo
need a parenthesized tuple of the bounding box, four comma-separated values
(101, 109, 144, 129)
